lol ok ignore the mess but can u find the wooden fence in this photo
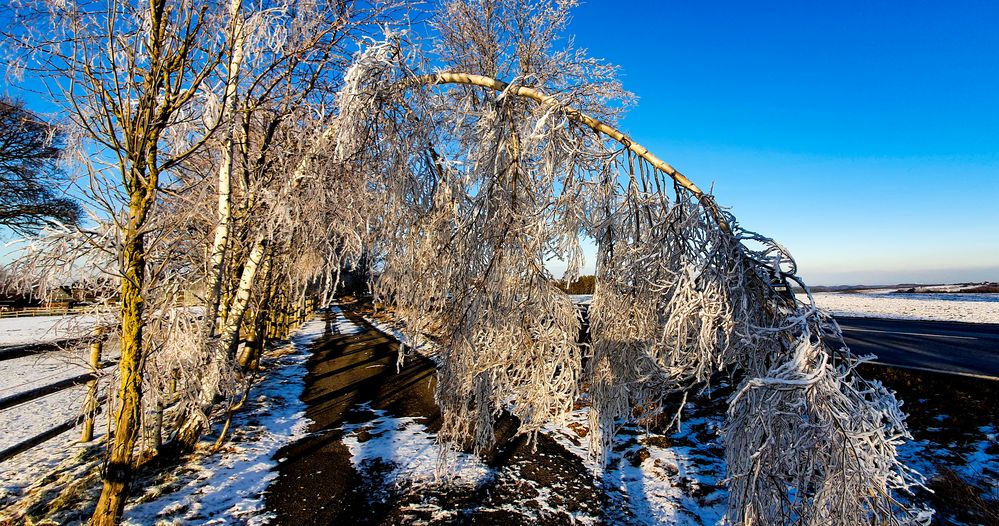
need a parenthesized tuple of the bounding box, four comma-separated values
(0, 306, 92, 319)
(0, 336, 107, 463)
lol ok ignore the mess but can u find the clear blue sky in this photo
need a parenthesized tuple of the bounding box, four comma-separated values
(566, 0, 999, 285)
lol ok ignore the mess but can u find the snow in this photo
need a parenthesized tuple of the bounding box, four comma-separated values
(800, 291, 999, 323)
(5, 302, 991, 523)
(366, 313, 728, 525)
(0, 315, 96, 346)
(0, 349, 91, 397)
(0, 392, 108, 511)
(900, 424, 999, 493)
(120, 316, 330, 525)
(340, 404, 495, 490)
(0, 336, 116, 451)
(569, 294, 593, 305)
(0, 385, 87, 451)
(362, 313, 439, 363)
(542, 405, 728, 525)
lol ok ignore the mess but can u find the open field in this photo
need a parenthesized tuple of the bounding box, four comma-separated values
(801, 290, 999, 323)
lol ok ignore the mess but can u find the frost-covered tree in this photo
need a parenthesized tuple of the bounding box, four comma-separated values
(2, 0, 393, 523)
(330, 1, 930, 524)
(3, 0, 227, 521)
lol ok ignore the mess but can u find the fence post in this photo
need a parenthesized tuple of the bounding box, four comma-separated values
(152, 401, 163, 449)
(81, 328, 103, 442)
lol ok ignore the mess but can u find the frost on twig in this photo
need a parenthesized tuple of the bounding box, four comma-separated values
(333, 17, 929, 522)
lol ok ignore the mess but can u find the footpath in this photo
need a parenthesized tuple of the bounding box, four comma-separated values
(264, 307, 604, 525)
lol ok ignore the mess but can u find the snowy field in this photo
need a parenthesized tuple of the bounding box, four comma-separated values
(799, 290, 999, 323)
(0, 333, 116, 452)
(0, 314, 96, 346)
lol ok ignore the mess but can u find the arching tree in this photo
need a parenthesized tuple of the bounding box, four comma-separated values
(327, 1, 930, 523)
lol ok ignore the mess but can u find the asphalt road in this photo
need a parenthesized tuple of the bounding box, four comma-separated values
(836, 317, 999, 379)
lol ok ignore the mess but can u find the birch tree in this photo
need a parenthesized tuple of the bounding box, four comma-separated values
(330, 1, 930, 523)
(171, 0, 397, 449)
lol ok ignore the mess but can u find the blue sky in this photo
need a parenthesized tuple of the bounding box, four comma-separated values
(566, 0, 999, 285)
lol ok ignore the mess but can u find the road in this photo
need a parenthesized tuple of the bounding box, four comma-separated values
(836, 317, 999, 380)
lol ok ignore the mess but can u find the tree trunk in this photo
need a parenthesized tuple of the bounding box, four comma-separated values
(90, 222, 146, 525)
(175, 237, 267, 450)
(220, 237, 268, 356)
(205, 0, 247, 338)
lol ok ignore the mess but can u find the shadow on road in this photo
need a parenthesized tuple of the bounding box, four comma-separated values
(265, 308, 605, 525)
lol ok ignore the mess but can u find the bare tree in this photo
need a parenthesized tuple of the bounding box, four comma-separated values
(3, 0, 227, 521)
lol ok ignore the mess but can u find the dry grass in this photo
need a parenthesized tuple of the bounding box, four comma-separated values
(928, 468, 999, 525)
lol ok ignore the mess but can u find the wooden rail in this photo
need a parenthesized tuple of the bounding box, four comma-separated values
(0, 307, 91, 319)
(0, 395, 107, 464)
(0, 372, 99, 412)
(0, 339, 82, 361)
(0, 333, 110, 463)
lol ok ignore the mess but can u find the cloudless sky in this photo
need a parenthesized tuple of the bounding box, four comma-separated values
(566, 0, 999, 285)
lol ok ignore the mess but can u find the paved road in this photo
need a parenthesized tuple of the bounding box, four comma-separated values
(836, 317, 999, 379)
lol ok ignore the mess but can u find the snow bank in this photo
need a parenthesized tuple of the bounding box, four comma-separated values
(801, 291, 999, 323)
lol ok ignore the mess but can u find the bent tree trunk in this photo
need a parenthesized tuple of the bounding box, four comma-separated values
(175, 237, 268, 449)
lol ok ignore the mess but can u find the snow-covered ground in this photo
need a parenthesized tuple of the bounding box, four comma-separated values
(0, 331, 117, 451)
(118, 308, 364, 524)
(570, 289, 999, 324)
(341, 403, 495, 489)
(0, 314, 96, 346)
(800, 290, 999, 323)
(120, 316, 335, 525)
(0, 311, 338, 524)
(543, 404, 728, 525)
(0, 385, 88, 451)
(4, 303, 996, 523)
(0, 391, 108, 516)
(361, 312, 729, 524)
